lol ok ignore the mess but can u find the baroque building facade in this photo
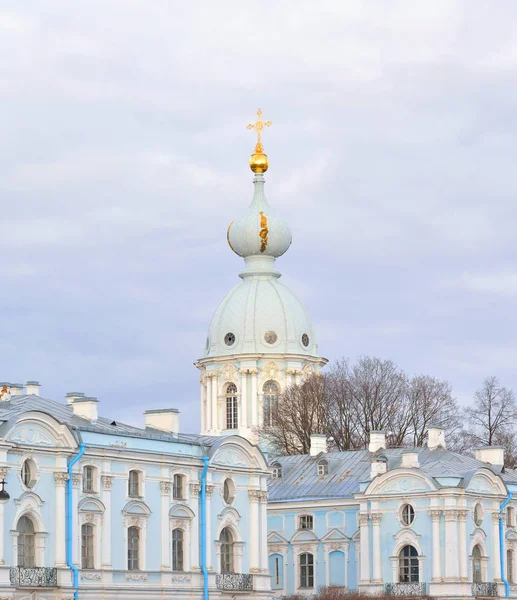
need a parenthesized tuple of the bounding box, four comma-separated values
(0, 382, 271, 600)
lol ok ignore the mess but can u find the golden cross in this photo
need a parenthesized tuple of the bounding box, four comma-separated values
(246, 108, 272, 153)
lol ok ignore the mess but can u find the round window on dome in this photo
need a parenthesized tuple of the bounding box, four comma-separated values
(224, 332, 236, 347)
(264, 331, 278, 345)
(301, 333, 310, 347)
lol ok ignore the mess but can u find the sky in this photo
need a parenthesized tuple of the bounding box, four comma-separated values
(1, 1, 517, 433)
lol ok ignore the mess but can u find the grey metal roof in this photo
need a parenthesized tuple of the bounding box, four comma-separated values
(0, 394, 217, 448)
(268, 447, 517, 502)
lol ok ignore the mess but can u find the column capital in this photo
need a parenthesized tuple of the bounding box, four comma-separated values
(190, 482, 201, 498)
(249, 489, 261, 502)
(160, 481, 172, 495)
(493, 512, 504, 522)
(359, 513, 369, 526)
(429, 509, 442, 521)
(445, 509, 459, 521)
(54, 472, 70, 486)
(239, 368, 249, 375)
(458, 509, 468, 521)
(248, 368, 259, 376)
(371, 512, 382, 524)
(0, 467, 10, 480)
(72, 473, 82, 488)
(101, 475, 114, 490)
(205, 484, 215, 497)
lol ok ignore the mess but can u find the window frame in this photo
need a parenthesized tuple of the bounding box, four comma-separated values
(225, 383, 238, 430)
(398, 545, 419, 583)
(272, 463, 282, 479)
(299, 552, 314, 588)
(173, 474, 184, 500)
(299, 514, 314, 530)
(172, 528, 184, 572)
(472, 544, 483, 583)
(128, 470, 141, 499)
(127, 526, 140, 571)
(263, 380, 279, 427)
(220, 527, 234, 574)
(83, 466, 95, 494)
(17, 516, 36, 568)
(401, 503, 415, 526)
(81, 523, 95, 569)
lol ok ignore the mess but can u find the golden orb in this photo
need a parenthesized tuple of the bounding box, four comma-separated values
(249, 152, 268, 173)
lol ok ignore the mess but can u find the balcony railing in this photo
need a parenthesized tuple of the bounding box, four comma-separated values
(10, 567, 57, 587)
(472, 582, 498, 597)
(385, 582, 427, 596)
(216, 573, 253, 591)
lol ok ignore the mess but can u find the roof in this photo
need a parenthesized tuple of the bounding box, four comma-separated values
(268, 446, 517, 502)
(0, 394, 217, 448)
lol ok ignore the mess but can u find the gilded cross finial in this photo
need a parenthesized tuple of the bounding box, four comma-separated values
(246, 108, 272, 154)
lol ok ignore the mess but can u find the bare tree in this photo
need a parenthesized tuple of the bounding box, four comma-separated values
(465, 376, 517, 446)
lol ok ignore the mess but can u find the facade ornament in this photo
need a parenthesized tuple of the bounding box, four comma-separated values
(54, 472, 70, 486)
(493, 512, 504, 522)
(81, 572, 101, 580)
(445, 509, 459, 521)
(263, 361, 280, 379)
(370, 513, 382, 524)
(0, 467, 10, 480)
(458, 509, 468, 521)
(269, 544, 282, 553)
(205, 484, 215, 497)
(248, 489, 261, 502)
(359, 513, 369, 526)
(190, 482, 201, 497)
(101, 475, 113, 490)
(72, 473, 82, 488)
(171, 574, 191, 582)
(248, 368, 259, 376)
(222, 364, 238, 383)
(258, 491, 268, 503)
(160, 481, 172, 495)
(0, 384, 11, 402)
(239, 367, 249, 375)
(85, 512, 95, 523)
(329, 542, 344, 551)
(125, 573, 148, 581)
(429, 510, 442, 521)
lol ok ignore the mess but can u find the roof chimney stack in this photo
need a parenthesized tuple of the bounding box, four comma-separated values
(369, 431, 386, 453)
(144, 409, 180, 435)
(401, 451, 419, 468)
(310, 434, 328, 456)
(72, 397, 99, 423)
(427, 425, 446, 450)
(371, 457, 387, 479)
(66, 392, 85, 406)
(25, 381, 40, 396)
(475, 446, 505, 467)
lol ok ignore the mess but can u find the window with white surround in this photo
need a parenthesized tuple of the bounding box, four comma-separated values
(399, 545, 419, 582)
(173, 474, 184, 500)
(299, 552, 314, 588)
(507, 506, 515, 528)
(401, 504, 415, 526)
(317, 459, 328, 476)
(83, 466, 95, 494)
(220, 527, 234, 573)
(225, 384, 238, 429)
(263, 380, 279, 427)
(299, 514, 314, 530)
(81, 523, 94, 569)
(17, 516, 35, 567)
(128, 526, 140, 570)
(272, 463, 282, 479)
(223, 478, 235, 505)
(172, 528, 184, 571)
(473, 545, 482, 583)
(21, 459, 36, 489)
(474, 504, 483, 527)
(508, 549, 515, 584)
(128, 470, 140, 498)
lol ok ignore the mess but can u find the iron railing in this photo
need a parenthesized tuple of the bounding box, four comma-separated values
(472, 582, 498, 597)
(10, 567, 57, 587)
(385, 582, 427, 596)
(216, 573, 253, 591)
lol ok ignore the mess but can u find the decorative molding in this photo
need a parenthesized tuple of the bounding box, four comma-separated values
(249, 489, 261, 502)
(445, 509, 459, 521)
(458, 509, 468, 521)
(493, 512, 504, 522)
(0, 467, 10, 480)
(429, 510, 442, 521)
(101, 475, 113, 490)
(72, 474, 82, 488)
(190, 483, 201, 497)
(206, 485, 215, 497)
(172, 574, 191, 582)
(359, 513, 369, 526)
(125, 573, 148, 581)
(160, 481, 172, 495)
(54, 472, 70, 486)
(371, 513, 382, 524)
(221, 364, 238, 383)
(81, 571, 102, 580)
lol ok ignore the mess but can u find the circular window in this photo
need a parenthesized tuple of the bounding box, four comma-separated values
(223, 478, 236, 505)
(301, 333, 310, 347)
(224, 332, 236, 346)
(264, 330, 278, 344)
(401, 504, 415, 526)
(474, 504, 483, 526)
(21, 459, 35, 489)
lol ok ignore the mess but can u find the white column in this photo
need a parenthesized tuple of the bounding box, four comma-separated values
(259, 490, 269, 571)
(240, 369, 248, 429)
(429, 510, 442, 581)
(444, 510, 459, 581)
(161, 481, 171, 569)
(200, 378, 206, 433)
(359, 513, 370, 583)
(211, 373, 218, 433)
(250, 368, 258, 427)
(458, 510, 468, 581)
(54, 472, 69, 567)
(249, 490, 260, 572)
(493, 512, 502, 581)
(206, 375, 212, 432)
(101, 476, 113, 568)
(0, 467, 10, 565)
(189, 484, 200, 571)
(371, 513, 382, 583)
(295, 370, 302, 386)
(206, 485, 213, 570)
(72, 474, 81, 566)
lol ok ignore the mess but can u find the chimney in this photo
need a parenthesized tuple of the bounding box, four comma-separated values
(72, 397, 99, 422)
(475, 446, 505, 467)
(401, 451, 419, 468)
(371, 457, 387, 479)
(369, 431, 386, 453)
(310, 434, 328, 456)
(10, 383, 24, 396)
(66, 392, 85, 406)
(144, 409, 180, 435)
(427, 425, 446, 450)
(26, 381, 40, 396)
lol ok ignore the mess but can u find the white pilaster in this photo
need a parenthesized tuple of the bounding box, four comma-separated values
(189, 483, 200, 570)
(206, 484, 214, 570)
(101, 476, 113, 568)
(493, 512, 502, 581)
(429, 510, 442, 581)
(249, 490, 260, 572)
(200, 378, 206, 433)
(240, 369, 248, 429)
(458, 510, 468, 581)
(444, 509, 459, 581)
(371, 513, 382, 583)
(294, 370, 302, 386)
(359, 513, 370, 583)
(161, 481, 171, 569)
(72, 474, 81, 566)
(211, 373, 218, 433)
(0, 467, 9, 564)
(206, 375, 212, 432)
(259, 489, 269, 571)
(250, 368, 258, 427)
(54, 472, 69, 567)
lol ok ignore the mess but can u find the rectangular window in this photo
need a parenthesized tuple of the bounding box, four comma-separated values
(83, 467, 94, 493)
(300, 553, 314, 588)
(299, 515, 313, 530)
(81, 524, 95, 569)
(226, 397, 238, 430)
(128, 471, 140, 498)
(275, 557, 280, 585)
(172, 529, 184, 571)
(128, 527, 140, 571)
(173, 475, 183, 500)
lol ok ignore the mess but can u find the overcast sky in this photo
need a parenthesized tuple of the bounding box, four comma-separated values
(1, 1, 517, 433)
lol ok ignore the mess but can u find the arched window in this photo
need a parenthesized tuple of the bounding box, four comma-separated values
(399, 545, 419, 583)
(317, 459, 328, 476)
(81, 523, 94, 569)
(128, 470, 140, 498)
(225, 384, 238, 430)
(508, 549, 514, 584)
(83, 466, 95, 493)
(299, 552, 314, 588)
(220, 527, 234, 573)
(401, 504, 415, 526)
(17, 516, 35, 567)
(173, 474, 184, 500)
(128, 526, 140, 570)
(263, 381, 279, 427)
(473, 545, 482, 583)
(172, 528, 184, 571)
(272, 463, 282, 479)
